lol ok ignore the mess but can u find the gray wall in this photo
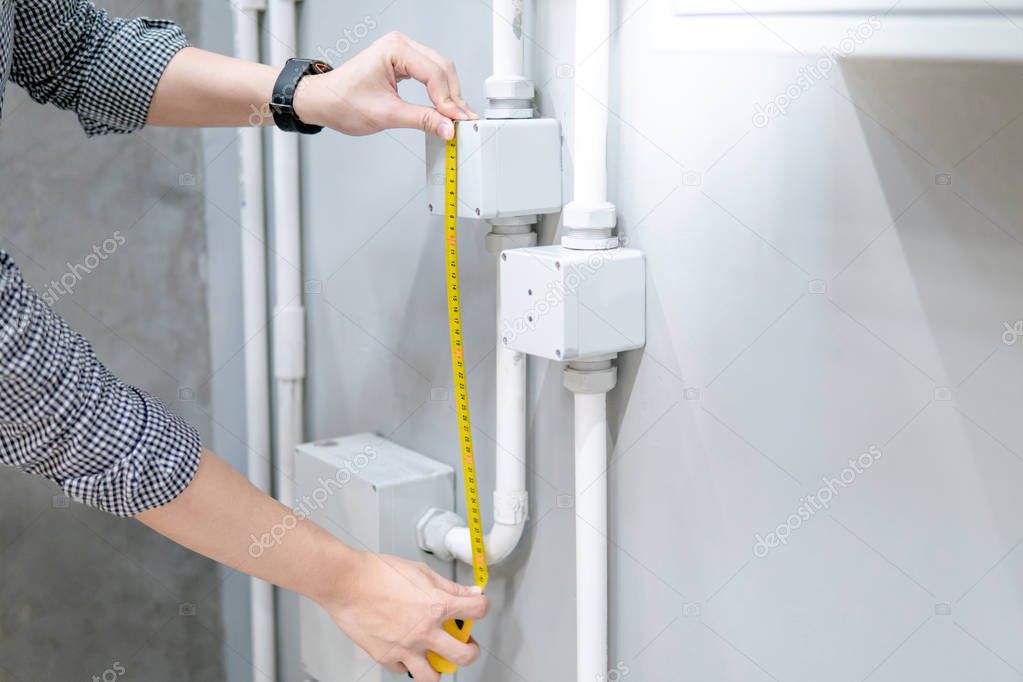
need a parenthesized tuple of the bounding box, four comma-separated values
(0, 0, 225, 679)
(288, 1, 1023, 681)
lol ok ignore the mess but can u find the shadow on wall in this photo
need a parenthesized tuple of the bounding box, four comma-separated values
(839, 55, 1023, 615)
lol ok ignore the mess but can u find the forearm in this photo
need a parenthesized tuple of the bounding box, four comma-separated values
(147, 47, 279, 127)
(137, 448, 358, 604)
(146, 33, 476, 138)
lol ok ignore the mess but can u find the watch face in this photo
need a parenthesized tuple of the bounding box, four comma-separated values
(269, 102, 294, 116)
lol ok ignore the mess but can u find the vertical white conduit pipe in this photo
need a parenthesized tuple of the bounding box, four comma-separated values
(485, 0, 534, 119)
(574, 392, 609, 682)
(268, 0, 305, 509)
(563, 0, 617, 249)
(564, 1, 617, 681)
(571, 7, 608, 208)
(232, 1, 276, 680)
(492, 0, 524, 79)
(441, 255, 530, 564)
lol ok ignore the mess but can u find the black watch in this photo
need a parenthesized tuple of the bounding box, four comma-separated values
(270, 58, 333, 134)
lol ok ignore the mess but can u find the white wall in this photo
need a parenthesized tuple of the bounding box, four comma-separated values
(275, 1, 1023, 680)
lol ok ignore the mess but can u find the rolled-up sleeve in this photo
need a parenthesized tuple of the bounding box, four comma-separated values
(10, 0, 188, 136)
(0, 251, 201, 516)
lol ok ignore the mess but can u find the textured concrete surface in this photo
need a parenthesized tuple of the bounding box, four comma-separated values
(0, 0, 224, 679)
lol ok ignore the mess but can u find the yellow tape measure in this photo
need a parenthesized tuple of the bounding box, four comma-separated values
(427, 125, 489, 676)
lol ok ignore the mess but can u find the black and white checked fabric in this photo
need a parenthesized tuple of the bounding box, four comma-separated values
(0, 1, 201, 516)
(0, 0, 189, 135)
(0, 252, 202, 516)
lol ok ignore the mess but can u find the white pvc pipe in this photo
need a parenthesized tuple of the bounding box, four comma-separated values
(574, 392, 608, 682)
(268, 0, 305, 509)
(443, 265, 528, 565)
(492, 0, 526, 79)
(571, 0, 610, 208)
(443, 344, 527, 563)
(233, 3, 276, 681)
(495, 346, 527, 493)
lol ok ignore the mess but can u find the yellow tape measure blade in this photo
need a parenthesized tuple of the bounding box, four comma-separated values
(428, 127, 489, 676)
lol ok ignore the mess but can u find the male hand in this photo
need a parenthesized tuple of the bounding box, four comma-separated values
(294, 31, 477, 140)
(320, 552, 488, 681)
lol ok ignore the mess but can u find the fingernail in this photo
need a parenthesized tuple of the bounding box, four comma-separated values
(439, 121, 454, 139)
(468, 585, 483, 595)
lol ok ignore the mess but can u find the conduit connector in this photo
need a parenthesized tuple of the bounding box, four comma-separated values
(563, 357, 618, 395)
(561, 202, 619, 251)
(417, 508, 462, 561)
(486, 220, 538, 254)
(486, 77, 535, 119)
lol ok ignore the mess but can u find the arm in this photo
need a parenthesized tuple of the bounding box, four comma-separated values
(138, 450, 487, 682)
(10, 0, 190, 135)
(147, 32, 477, 139)
(12, 0, 472, 139)
(0, 247, 485, 681)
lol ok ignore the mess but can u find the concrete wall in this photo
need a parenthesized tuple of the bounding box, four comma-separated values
(0, 0, 225, 679)
(204, 1, 1023, 680)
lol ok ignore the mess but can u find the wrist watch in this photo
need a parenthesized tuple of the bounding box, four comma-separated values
(270, 58, 334, 134)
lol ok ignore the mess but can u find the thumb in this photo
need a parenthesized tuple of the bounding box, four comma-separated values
(392, 101, 454, 139)
(421, 567, 481, 598)
(444, 592, 489, 621)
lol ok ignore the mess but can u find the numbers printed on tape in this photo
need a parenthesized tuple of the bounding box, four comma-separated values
(428, 126, 488, 676)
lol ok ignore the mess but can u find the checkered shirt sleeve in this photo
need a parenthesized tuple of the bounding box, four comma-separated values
(0, 251, 202, 516)
(10, 0, 189, 136)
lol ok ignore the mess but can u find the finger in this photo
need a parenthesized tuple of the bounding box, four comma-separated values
(428, 630, 481, 668)
(391, 101, 454, 140)
(421, 569, 482, 598)
(404, 657, 441, 682)
(384, 661, 407, 675)
(388, 39, 464, 120)
(443, 593, 489, 621)
(404, 38, 477, 118)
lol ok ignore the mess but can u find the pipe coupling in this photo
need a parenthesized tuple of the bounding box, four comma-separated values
(272, 305, 306, 380)
(493, 490, 529, 525)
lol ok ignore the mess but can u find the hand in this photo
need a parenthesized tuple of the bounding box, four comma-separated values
(294, 31, 477, 140)
(320, 552, 489, 681)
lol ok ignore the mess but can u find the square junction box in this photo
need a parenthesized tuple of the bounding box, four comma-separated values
(295, 433, 453, 682)
(426, 118, 562, 220)
(500, 246, 646, 362)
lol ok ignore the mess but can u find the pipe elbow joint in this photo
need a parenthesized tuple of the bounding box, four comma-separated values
(426, 490, 530, 566)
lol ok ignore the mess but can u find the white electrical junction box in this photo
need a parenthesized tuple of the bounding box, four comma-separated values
(500, 246, 646, 362)
(295, 433, 454, 682)
(425, 118, 563, 219)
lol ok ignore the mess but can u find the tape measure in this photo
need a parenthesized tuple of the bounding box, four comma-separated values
(427, 125, 489, 676)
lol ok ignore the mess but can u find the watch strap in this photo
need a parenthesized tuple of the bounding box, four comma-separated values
(270, 58, 333, 134)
